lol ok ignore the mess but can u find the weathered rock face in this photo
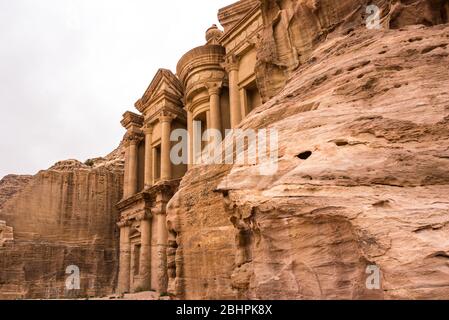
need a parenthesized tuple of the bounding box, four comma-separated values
(0, 221, 14, 247)
(0, 175, 33, 210)
(256, 0, 449, 101)
(167, 4, 449, 299)
(0, 152, 124, 299)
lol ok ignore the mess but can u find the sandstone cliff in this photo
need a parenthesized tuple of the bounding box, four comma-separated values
(0, 149, 124, 299)
(1, 0, 448, 301)
(256, 0, 449, 101)
(166, 0, 449, 299)
(0, 175, 32, 210)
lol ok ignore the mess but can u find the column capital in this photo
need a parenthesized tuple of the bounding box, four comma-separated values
(143, 123, 154, 135)
(136, 211, 152, 222)
(125, 132, 144, 146)
(117, 219, 132, 228)
(222, 54, 240, 72)
(207, 82, 223, 96)
(152, 206, 165, 216)
(159, 111, 176, 123)
(184, 104, 193, 113)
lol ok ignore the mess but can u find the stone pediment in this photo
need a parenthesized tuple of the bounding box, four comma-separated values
(218, 0, 259, 33)
(136, 69, 184, 114)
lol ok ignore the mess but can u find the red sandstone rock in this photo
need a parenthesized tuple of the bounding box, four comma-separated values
(167, 21, 449, 299)
(1, 0, 449, 300)
(0, 147, 124, 299)
(0, 175, 32, 210)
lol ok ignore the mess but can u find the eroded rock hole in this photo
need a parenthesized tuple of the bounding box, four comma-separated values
(297, 151, 312, 160)
(335, 140, 349, 147)
(236, 229, 254, 267)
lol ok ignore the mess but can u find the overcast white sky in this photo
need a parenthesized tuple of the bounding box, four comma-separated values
(0, 0, 235, 178)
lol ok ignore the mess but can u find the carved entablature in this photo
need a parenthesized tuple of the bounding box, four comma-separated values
(135, 69, 186, 126)
(148, 105, 186, 127)
(176, 45, 228, 103)
(147, 180, 181, 216)
(116, 180, 181, 228)
(121, 111, 144, 130)
(121, 112, 144, 145)
(219, 3, 263, 58)
(116, 192, 154, 226)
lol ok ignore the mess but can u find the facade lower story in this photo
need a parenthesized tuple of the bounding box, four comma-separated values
(116, 0, 263, 294)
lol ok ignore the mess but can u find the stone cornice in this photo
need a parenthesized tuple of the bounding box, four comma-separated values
(121, 111, 144, 130)
(183, 68, 227, 103)
(148, 180, 181, 197)
(137, 90, 184, 118)
(116, 192, 153, 211)
(145, 104, 187, 126)
(187, 95, 210, 113)
(219, 5, 262, 58)
(116, 180, 181, 212)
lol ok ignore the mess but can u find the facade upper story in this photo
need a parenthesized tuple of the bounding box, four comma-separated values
(120, 0, 263, 200)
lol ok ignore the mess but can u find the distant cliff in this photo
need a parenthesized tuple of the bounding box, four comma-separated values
(0, 147, 124, 299)
(0, 175, 33, 210)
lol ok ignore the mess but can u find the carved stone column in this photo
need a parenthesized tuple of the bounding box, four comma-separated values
(154, 201, 169, 294)
(143, 125, 153, 189)
(206, 110, 211, 131)
(123, 142, 130, 198)
(187, 109, 194, 169)
(160, 113, 174, 181)
(117, 220, 131, 294)
(138, 212, 152, 291)
(120, 111, 144, 198)
(240, 88, 248, 119)
(152, 147, 158, 183)
(128, 135, 141, 196)
(208, 85, 222, 133)
(225, 55, 242, 128)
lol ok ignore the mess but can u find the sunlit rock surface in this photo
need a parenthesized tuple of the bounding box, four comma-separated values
(167, 11, 449, 299)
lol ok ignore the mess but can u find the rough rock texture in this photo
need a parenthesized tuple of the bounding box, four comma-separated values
(256, 0, 449, 101)
(0, 221, 14, 247)
(0, 147, 124, 299)
(167, 6, 449, 300)
(0, 175, 33, 210)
